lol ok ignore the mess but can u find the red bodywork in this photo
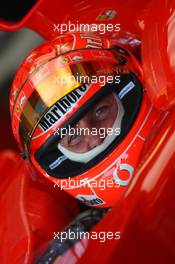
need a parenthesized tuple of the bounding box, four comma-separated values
(0, 0, 175, 263)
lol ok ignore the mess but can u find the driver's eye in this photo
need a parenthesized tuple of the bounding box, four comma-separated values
(60, 131, 81, 147)
(95, 105, 109, 121)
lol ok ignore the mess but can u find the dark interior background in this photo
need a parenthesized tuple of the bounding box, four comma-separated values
(0, 28, 43, 151)
(0, 0, 37, 22)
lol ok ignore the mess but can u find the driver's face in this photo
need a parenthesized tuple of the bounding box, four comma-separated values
(60, 93, 118, 153)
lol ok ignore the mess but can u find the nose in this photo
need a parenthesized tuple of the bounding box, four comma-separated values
(78, 118, 103, 150)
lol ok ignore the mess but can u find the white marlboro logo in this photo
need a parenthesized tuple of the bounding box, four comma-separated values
(38, 84, 90, 132)
(80, 34, 103, 49)
(76, 194, 105, 206)
(71, 56, 84, 62)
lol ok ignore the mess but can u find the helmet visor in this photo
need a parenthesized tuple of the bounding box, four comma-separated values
(17, 50, 119, 148)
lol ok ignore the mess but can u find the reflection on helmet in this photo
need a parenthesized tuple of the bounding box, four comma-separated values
(10, 32, 158, 207)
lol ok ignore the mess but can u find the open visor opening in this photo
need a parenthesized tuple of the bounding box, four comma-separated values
(33, 73, 142, 179)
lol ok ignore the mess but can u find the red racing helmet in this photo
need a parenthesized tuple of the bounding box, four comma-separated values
(10, 32, 158, 207)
